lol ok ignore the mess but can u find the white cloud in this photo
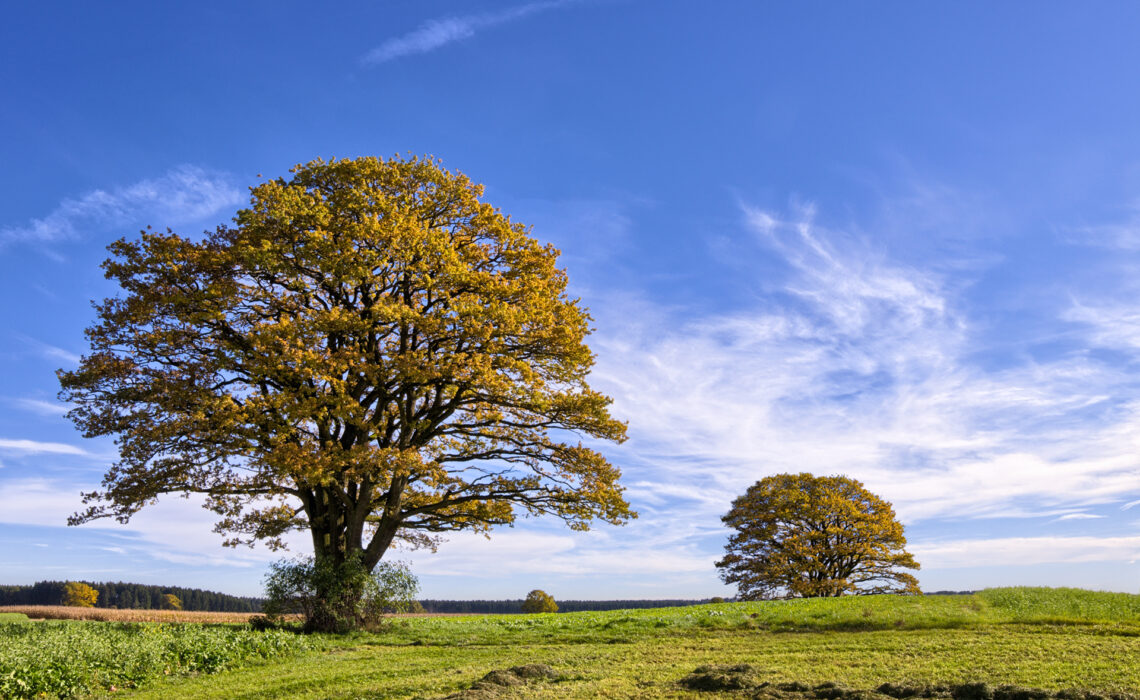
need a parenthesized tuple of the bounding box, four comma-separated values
(0, 438, 88, 456)
(588, 204, 1140, 539)
(1063, 301, 1140, 351)
(0, 477, 293, 569)
(0, 165, 241, 245)
(39, 344, 80, 365)
(912, 536, 1140, 568)
(14, 335, 82, 366)
(0, 478, 86, 526)
(362, 0, 577, 65)
(405, 518, 718, 584)
(13, 398, 72, 417)
(7, 196, 1140, 595)
(1066, 205, 1140, 251)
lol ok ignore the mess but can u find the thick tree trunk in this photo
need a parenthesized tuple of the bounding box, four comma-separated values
(302, 482, 400, 572)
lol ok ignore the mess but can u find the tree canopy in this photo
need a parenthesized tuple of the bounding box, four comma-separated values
(60, 156, 633, 581)
(63, 582, 98, 608)
(716, 473, 920, 599)
(521, 589, 558, 613)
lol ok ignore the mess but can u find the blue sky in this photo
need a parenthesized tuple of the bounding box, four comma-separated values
(2, 1, 1139, 599)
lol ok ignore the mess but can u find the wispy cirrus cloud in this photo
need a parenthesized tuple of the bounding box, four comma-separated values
(0, 478, 289, 569)
(0, 165, 242, 246)
(0, 438, 88, 456)
(911, 535, 1140, 568)
(6, 190, 1139, 595)
(362, 0, 579, 65)
(16, 335, 82, 366)
(587, 201, 1140, 549)
(1066, 204, 1140, 251)
(11, 398, 72, 417)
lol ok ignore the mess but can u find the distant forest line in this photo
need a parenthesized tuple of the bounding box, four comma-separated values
(420, 599, 717, 614)
(0, 582, 722, 614)
(0, 582, 978, 614)
(418, 592, 975, 614)
(0, 581, 264, 612)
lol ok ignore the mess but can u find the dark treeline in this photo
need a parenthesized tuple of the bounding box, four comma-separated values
(419, 594, 977, 613)
(419, 599, 717, 614)
(0, 581, 264, 612)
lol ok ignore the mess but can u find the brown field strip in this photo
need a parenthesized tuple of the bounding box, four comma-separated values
(0, 605, 260, 623)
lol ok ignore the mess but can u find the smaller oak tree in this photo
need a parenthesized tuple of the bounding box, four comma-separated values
(63, 581, 99, 607)
(162, 593, 182, 610)
(716, 473, 920, 599)
(521, 589, 558, 613)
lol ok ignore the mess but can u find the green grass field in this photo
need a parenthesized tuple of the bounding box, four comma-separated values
(2, 588, 1137, 699)
(0, 612, 29, 622)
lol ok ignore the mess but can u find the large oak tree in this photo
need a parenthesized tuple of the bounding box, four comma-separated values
(60, 156, 633, 579)
(716, 473, 919, 599)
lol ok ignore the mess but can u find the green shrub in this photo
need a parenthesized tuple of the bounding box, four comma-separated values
(263, 554, 419, 633)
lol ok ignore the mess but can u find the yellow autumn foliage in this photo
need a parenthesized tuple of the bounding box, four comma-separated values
(716, 473, 920, 599)
(62, 582, 98, 608)
(521, 589, 558, 613)
(60, 156, 633, 573)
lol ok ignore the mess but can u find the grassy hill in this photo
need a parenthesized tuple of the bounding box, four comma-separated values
(2, 587, 1138, 699)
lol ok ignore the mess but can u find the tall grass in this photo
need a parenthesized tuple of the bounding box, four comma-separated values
(0, 621, 313, 699)
(0, 612, 29, 622)
(979, 587, 1140, 624)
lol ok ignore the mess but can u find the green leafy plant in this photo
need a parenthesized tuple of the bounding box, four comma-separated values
(0, 620, 311, 698)
(263, 554, 419, 633)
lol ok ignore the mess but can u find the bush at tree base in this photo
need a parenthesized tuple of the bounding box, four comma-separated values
(262, 554, 419, 632)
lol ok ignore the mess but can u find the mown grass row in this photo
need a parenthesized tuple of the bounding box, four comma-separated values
(2, 587, 1138, 699)
(344, 587, 1140, 649)
(128, 618, 1140, 699)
